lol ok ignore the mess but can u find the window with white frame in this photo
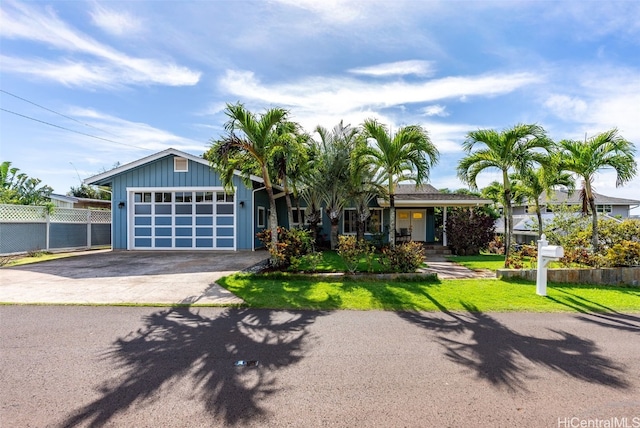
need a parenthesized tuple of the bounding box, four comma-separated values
(596, 204, 612, 214)
(343, 209, 382, 234)
(292, 207, 322, 226)
(257, 206, 266, 228)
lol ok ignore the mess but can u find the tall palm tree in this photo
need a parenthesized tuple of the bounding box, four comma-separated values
(361, 119, 439, 247)
(511, 164, 575, 240)
(557, 129, 637, 250)
(457, 124, 551, 265)
(207, 102, 291, 252)
(270, 121, 310, 228)
(348, 138, 386, 241)
(308, 121, 357, 249)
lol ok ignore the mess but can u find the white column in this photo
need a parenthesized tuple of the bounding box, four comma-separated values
(536, 234, 548, 296)
(442, 206, 448, 247)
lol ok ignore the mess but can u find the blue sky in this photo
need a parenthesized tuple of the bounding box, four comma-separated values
(1, 0, 639, 212)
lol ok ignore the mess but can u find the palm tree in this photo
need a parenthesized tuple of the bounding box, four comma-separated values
(511, 164, 575, 240)
(348, 139, 386, 241)
(360, 119, 439, 247)
(457, 124, 551, 265)
(270, 121, 310, 228)
(307, 121, 357, 249)
(557, 129, 637, 250)
(207, 103, 292, 253)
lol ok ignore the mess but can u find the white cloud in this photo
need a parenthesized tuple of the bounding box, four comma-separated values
(422, 104, 449, 117)
(65, 107, 206, 154)
(219, 69, 541, 119)
(543, 95, 587, 121)
(349, 60, 435, 77)
(543, 67, 640, 143)
(272, 0, 371, 23)
(89, 4, 142, 36)
(0, 1, 200, 87)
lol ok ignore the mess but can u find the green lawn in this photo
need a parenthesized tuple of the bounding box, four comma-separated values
(445, 254, 507, 271)
(219, 273, 640, 312)
(294, 250, 424, 273)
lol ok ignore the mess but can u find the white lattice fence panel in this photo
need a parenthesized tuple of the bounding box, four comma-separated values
(0, 204, 47, 222)
(90, 210, 112, 224)
(50, 207, 89, 223)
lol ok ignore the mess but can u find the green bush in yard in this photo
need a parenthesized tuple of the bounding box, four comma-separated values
(445, 207, 496, 256)
(605, 241, 640, 267)
(257, 227, 313, 268)
(337, 235, 376, 274)
(380, 241, 425, 273)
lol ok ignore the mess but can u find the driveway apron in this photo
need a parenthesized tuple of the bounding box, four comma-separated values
(0, 250, 268, 305)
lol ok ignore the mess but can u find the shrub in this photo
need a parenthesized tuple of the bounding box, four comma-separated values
(488, 235, 505, 254)
(380, 241, 425, 273)
(257, 227, 313, 268)
(337, 235, 361, 274)
(604, 241, 640, 267)
(302, 251, 324, 273)
(445, 208, 495, 255)
(337, 236, 376, 274)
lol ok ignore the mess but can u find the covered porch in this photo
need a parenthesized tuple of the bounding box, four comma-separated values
(377, 184, 492, 246)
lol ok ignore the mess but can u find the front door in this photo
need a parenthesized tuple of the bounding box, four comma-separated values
(396, 209, 426, 241)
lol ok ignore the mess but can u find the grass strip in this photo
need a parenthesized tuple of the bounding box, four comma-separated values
(219, 273, 640, 312)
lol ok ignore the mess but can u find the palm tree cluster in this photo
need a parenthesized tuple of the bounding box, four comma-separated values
(206, 103, 440, 255)
(458, 125, 636, 264)
(205, 104, 637, 267)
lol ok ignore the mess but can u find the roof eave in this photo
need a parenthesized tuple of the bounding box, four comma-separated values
(84, 148, 265, 186)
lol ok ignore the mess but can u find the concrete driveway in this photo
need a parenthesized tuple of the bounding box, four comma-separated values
(0, 250, 268, 305)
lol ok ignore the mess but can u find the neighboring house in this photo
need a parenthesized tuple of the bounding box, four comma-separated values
(85, 148, 491, 251)
(512, 189, 640, 218)
(49, 194, 112, 210)
(496, 189, 640, 243)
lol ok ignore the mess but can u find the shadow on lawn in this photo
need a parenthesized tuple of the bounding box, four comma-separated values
(398, 298, 629, 392)
(59, 308, 327, 427)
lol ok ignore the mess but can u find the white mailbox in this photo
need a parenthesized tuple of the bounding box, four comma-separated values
(536, 234, 563, 297)
(539, 245, 564, 259)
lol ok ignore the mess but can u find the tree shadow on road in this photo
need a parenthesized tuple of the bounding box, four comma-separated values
(547, 289, 640, 334)
(398, 299, 629, 392)
(59, 308, 327, 427)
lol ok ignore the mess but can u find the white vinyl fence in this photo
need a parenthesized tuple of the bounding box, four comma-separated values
(0, 204, 111, 255)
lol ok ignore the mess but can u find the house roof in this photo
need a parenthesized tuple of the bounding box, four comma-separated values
(50, 193, 111, 205)
(537, 189, 640, 206)
(84, 148, 265, 186)
(377, 184, 492, 207)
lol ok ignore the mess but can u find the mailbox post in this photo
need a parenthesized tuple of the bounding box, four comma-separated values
(536, 234, 564, 296)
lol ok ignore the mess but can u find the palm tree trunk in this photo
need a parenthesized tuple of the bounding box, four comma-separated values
(389, 193, 396, 248)
(283, 179, 294, 228)
(330, 218, 339, 250)
(503, 190, 512, 267)
(535, 200, 543, 240)
(262, 166, 279, 262)
(589, 197, 599, 250)
(583, 181, 599, 251)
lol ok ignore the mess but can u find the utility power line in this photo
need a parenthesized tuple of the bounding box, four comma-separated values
(0, 107, 151, 151)
(0, 89, 122, 138)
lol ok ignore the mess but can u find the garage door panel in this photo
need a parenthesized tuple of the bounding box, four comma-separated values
(217, 238, 233, 248)
(155, 238, 172, 247)
(196, 238, 213, 247)
(131, 189, 234, 250)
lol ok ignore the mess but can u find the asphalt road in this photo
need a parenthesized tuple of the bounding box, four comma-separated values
(1, 306, 639, 427)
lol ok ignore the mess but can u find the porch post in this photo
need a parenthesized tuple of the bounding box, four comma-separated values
(443, 206, 447, 247)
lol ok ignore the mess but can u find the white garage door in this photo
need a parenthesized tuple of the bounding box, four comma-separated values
(129, 189, 235, 250)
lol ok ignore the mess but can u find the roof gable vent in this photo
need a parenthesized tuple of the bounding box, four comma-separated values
(174, 157, 188, 172)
